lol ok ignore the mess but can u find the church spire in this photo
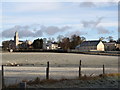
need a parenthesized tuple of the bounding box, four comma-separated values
(14, 31, 19, 48)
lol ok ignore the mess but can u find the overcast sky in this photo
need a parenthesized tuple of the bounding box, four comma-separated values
(0, 0, 118, 45)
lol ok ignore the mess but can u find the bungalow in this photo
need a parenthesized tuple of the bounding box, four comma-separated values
(75, 40, 104, 51)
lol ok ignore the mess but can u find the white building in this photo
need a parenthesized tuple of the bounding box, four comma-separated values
(46, 42, 59, 50)
(75, 40, 104, 51)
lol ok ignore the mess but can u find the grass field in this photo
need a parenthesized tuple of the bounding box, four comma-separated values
(2, 52, 118, 67)
(1, 52, 119, 86)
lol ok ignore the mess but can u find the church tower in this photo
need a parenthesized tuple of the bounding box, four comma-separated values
(14, 31, 19, 48)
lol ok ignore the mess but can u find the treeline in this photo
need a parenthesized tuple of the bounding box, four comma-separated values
(2, 33, 120, 51)
(32, 35, 120, 50)
(32, 38, 43, 49)
(58, 35, 85, 50)
(31, 34, 86, 50)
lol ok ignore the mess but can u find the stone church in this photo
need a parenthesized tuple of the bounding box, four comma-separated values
(7, 31, 32, 49)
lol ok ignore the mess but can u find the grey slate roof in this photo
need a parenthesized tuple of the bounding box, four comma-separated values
(104, 42, 116, 45)
(79, 40, 101, 47)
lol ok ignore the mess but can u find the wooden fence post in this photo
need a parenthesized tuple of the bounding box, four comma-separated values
(79, 60, 82, 78)
(46, 61, 49, 80)
(103, 64, 105, 74)
(2, 65, 4, 89)
(19, 82, 26, 90)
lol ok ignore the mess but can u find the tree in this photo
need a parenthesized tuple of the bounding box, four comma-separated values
(99, 37, 105, 41)
(60, 37, 70, 50)
(59, 34, 86, 50)
(81, 36, 86, 41)
(47, 37, 55, 43)
(57, 35, 64, 47)
(107, 36, 114, 42)
(2, 41, 10, 50)
(70, 34, 85, 49)
(43, 38, 47, 44)
(58, 34, 86, 50)
(117, 38, 120, 43)
(57, 35, 64, 43)
(32, 38, 43, 49)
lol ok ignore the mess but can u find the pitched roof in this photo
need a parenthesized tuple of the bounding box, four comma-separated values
(19, 40, 24, 42)
(52, 42, 58, 44)
(79, 40, 101, 47)
(104, 42, 116, 45)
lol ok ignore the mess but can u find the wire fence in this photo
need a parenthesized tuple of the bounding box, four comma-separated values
(1, 60, 108, 89)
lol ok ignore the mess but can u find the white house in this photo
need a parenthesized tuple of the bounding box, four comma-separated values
(46, 42, 59, 50)
(75, 40, 104, 51)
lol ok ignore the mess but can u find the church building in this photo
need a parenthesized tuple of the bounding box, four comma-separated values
(3, 31, 32, 50)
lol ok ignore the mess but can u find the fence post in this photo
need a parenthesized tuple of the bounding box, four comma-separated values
(79, 60, 82, 78)
(46, 61, 49, 80)
(2, 65, 4, 89)
(103, 64, 105, 74)
(19, 82, 26, 90)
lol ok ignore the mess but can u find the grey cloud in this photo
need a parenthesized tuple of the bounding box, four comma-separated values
(81, 17, 110, 34)
(66, 30, 87, 37)
(97, 26, 110, 34)
(2, 25, 71, 38)
(2, 29, 16, 38)
(41, 25, 71, 35)
(82, 17, 103, 28)
(2, 25, 23, 38)
(19, 30, 35, 38)
(108, 0, 117, 5)
(2, 25, 36, 38)
(34, 29, 43, 37)
(79, 2, 96, 8)
(79, 1, 117, 8)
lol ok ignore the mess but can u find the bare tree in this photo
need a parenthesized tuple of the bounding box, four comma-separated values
(60, 37, 70, 50)
(99, 37, 105, 41)
(57, 35, 64, 43)
(106, 36, 114, 42)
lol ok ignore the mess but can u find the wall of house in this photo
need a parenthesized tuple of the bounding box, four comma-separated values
(46, 44, 58, 50)
(76, 46, 97, 51)
(97, 41, 104, 51)
(51, 44, 58, 50)
(104, 43, 116, 51)
(116, 44, 120, 50)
